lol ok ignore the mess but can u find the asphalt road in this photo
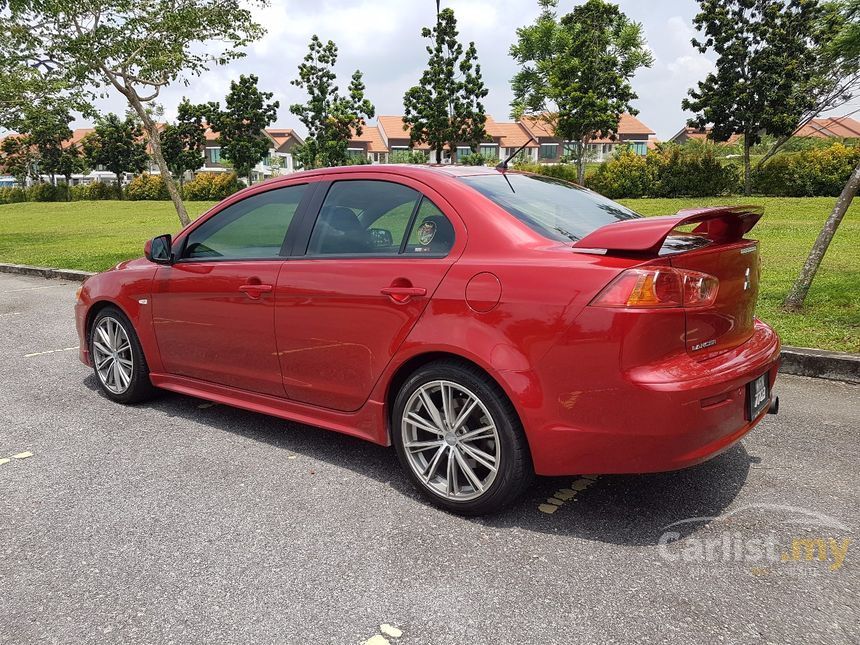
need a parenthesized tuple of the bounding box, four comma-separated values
(0, 272, 857, 645)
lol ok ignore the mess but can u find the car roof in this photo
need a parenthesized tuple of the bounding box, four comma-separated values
(268, 163, 504, 184)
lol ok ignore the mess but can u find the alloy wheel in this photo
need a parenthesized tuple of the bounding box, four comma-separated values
(401, 380, 500, 501)
(92, 316, 134, 395)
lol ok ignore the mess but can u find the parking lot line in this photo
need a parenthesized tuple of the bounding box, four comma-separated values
(539, 476, 601, 514)
(0, 311, 22, 317)
(1, 284, 70, 293)
(24, 346, 79, 358)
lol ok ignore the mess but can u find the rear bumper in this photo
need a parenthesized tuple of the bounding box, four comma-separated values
(529, 319, 781, 475)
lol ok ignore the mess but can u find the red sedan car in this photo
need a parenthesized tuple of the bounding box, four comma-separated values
(75, 165, 780, 515)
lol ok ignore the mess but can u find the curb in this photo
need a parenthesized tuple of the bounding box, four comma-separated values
(779, 346, 860, 384)
(1, 262, 858, 384)
(0, 263, 95, 283)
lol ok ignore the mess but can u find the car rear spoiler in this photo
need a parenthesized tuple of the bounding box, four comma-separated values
(572, 205, 764, 255)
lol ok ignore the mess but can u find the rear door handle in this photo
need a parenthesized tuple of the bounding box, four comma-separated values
(380, 286, 426, 303)
(380, 286, 427, 297)
(239, 284, 273, 299)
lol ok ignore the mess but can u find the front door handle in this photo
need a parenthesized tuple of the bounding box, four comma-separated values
(380, 286, 426, 303)
(239, 284, 273, 299)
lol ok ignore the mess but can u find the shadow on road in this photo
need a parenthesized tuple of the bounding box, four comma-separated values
(84, 374, 754, 546)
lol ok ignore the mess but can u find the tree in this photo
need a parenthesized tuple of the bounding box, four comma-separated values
(82, 113, 149, 195)
(783, 0, 860, 311)
(25, 105, 74, 186)
(290, 36, 375, 169)
(683, 0, 843, 195)
(403, 6, 489, 164)
(161, 99, 207, 187)
(0, 0, 265, 226)
(54, 145, 87, 199)
(208, 75, 279, 184)
(510, 0, 652, 184)
(0, 135, 38, 186)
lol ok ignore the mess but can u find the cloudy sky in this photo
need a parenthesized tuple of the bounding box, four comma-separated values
(79, 0, 860, 141)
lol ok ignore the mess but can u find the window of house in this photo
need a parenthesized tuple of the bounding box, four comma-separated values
(456, 146, 472, 158)
(182, 184, 308, 260)
(479, 144, 498, 158)
(539, 143, 558, 159)
(632, 142, 647, 155)
(207, 148, 221, 164)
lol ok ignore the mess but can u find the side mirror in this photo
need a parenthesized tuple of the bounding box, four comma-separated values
(145, 234, 174, 265)
(369, 228, 394, 249)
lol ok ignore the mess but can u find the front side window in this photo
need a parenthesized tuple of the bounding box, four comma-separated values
(461, 173, 641, 243)
(306, 180, 455, 256)
(183, 184, 308, 260)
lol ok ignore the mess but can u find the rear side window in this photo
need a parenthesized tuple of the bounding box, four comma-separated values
(183, 184, 307, 259)
(306, 180, 455, 256)
(462, 174, 641, 242)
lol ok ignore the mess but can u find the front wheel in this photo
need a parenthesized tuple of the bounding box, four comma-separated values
(392, 361, 533, 515)
(89, 306, 156, 404)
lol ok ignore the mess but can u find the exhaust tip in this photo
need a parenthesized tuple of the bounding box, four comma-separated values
(767, 396, 779, 415)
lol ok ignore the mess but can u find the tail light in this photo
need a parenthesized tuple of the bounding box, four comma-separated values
(591, 266, 719, 309)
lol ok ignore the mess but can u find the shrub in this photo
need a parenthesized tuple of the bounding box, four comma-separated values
(70, 181, 121, 201)
(389, 149, 429, 164)
(512, 161, 582, 183)
(26, 182, 63, 202)
(0, 186, 27, 204)
(752, 143, 860, 196)
(458, 152, 499, 166)
(126, 174, 169, 200)
(587, 150, 653, 198)
(182, 172, 243, 201)
(649, 144, 739, 198)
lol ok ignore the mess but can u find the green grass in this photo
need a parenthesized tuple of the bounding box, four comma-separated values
(0, 200, 216, 272)
(0, 196, 857, 352)
(618, 196, 859, 353)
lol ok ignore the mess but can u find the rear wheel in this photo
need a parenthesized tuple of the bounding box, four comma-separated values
(392, 361, 533, 515)
(89, 306, 156, 404)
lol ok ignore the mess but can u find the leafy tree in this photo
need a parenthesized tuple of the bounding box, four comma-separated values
(784, 0, 860, 311)
(161, 99, 207, 187)
(683, 0, 843, 195)
(0, 0, 265, 226)
(24, 105, 74, 185)
(510, 0, 652, 184)
(0, 135, 38, 186)
(54, 145, 87, 199)
(404, 7, 489, 164)
(81, 113, 149, 196)
(290, 36, 375, 169)
(208, 75, 279, 184)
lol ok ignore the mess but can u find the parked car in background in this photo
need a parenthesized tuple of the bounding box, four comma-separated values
(75, 165, 780, 515)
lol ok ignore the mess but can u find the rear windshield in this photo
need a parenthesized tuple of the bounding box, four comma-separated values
(461, 173, 641, 242)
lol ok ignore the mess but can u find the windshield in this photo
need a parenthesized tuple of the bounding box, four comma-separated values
(461, 173, 642, 242)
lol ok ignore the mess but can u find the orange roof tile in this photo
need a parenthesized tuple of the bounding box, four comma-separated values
(796, 116, 860, 139)
(520, 112, 654, 140)
(349, 125, 388, 153)
(484, 117, 538, 148)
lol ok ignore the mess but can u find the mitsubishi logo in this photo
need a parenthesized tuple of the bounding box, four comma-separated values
(744, 267, 751, 291)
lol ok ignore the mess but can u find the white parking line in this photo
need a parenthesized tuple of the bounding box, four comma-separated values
(0, 312, 22, 317)
(24, 346, 79, 358)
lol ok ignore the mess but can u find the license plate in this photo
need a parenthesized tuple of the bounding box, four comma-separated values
(746, 373, 770, 420)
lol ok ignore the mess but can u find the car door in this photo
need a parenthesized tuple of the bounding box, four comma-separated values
(151, 183, 311, 397)
(274, 177, 463, 412)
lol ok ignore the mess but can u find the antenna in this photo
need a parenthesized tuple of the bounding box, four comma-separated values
(496, 135, 535, 171)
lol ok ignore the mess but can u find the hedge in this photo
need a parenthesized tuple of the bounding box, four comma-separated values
(181, 172, 243, 201)
(752, 143, 860, 197)
(126, 174, 169, 200)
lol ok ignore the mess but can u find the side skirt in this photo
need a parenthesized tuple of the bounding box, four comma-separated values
(148, 373, 388, 446)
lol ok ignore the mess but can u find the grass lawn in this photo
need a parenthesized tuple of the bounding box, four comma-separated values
(0, 196, 857, 352)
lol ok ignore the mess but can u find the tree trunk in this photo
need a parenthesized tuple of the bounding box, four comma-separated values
(64, 175, 71, 201)
(782, 160, 860, 312)
(127, 93, 191, 227)
(116, 173, 123, 199)
(577, 138, 587, 186)
(743, 135, 751, 196)
(436, 147, 442, 164)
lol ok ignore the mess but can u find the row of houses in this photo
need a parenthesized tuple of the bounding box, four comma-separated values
(0, 113, 658, 186)
(3, 112, 858, 186)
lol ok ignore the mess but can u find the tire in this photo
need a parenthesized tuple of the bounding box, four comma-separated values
(89, 306, 156, 404)
(392, 360, 533, 515)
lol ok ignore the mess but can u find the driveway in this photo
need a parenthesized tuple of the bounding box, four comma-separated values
(0, 273, 857, 644)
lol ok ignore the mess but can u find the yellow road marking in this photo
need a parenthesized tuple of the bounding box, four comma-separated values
(538, 476, 601, 515)
(379, 625, 402, 639)
(0, 458, 10, 466)
(362, 636, 390, 645)
(12, 451, 33, 459)
(24, 346, 79, 358)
